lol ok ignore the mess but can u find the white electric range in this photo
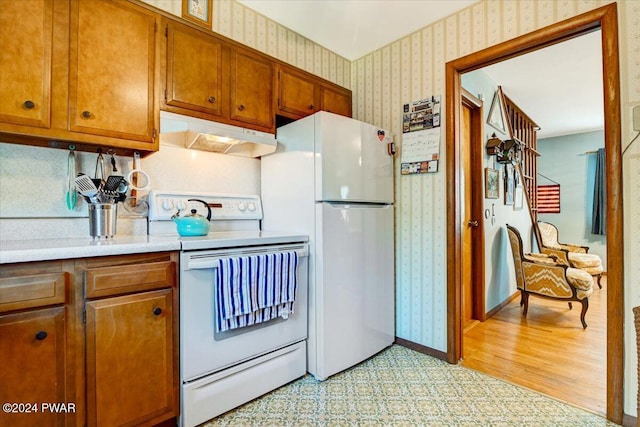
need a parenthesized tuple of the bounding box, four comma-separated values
(148, 191, 309, 427)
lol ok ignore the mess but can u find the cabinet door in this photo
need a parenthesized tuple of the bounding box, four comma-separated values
(69, 0, 158, 144)
(277, 65, 317, 119)
(165, 20, 223, 117)
(0, 0, 52, 128)
(321, 86, 352, 118)
(0, 307, 66, 427)
(85, 289, 176, 427)
(230, 48, 273, 130)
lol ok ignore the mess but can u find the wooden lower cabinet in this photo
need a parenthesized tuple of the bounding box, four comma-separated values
(0, 307, 66, 427)
(81, 252, 179, 427)
(0, 252, 178, 427)
(85, 289, 175, 427)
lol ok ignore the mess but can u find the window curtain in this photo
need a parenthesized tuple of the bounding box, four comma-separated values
(591, 148, 606, 235)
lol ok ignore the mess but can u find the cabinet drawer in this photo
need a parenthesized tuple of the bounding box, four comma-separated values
(0, 272, 67, 313)
(85, 261, 176, 299)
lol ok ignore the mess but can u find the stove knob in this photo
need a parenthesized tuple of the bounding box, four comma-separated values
(238, 202, 247, 212)
(247, 202, 256, 212)
(162, 200, 174, 211)
(176, 201, 186, 211)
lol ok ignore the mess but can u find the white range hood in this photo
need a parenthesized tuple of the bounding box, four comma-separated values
(159, 111, 277, 158)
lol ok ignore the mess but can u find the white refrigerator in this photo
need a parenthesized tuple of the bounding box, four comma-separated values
(261, 111, 395, 380)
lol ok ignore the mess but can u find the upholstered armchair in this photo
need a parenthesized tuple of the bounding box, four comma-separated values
(506, 225, 594, 328)
(537, 221, 604, 289)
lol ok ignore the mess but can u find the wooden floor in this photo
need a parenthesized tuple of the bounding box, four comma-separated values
(462, 276, 606, 416)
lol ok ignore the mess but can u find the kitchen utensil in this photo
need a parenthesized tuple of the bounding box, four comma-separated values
(171, 199, 211, 236)
(65, 146, 77, 210)
(103, 175, 126, 194)
(109, 150, 118, 172)
(74, 174, 98, 198)
(127, 151, 150, 208)
(94, 150, 105, 189)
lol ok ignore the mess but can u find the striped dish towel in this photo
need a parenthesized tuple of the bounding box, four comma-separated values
(215, 251, 299, 332)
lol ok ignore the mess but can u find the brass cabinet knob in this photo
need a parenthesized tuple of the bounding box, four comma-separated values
(82, 111, 91, 119)
(237, 104, 245, 111)
(35, 331, 48, 341)
(23, 100, 35, 109)
(207, 96, 216, 103)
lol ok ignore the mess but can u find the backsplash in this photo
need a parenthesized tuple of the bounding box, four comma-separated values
(0, 141, 260, 239)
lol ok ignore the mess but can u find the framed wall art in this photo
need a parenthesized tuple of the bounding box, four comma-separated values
(514, 185, 524, 210)
(484, 168, 499, 199)
(182, 0, 213, 29)
(504, 164, 515, 206)
(487, 86, 512, 136)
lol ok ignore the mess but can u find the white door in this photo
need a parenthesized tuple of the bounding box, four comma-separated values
(315, 112, 394, 203)
(312, 202, 395, 380)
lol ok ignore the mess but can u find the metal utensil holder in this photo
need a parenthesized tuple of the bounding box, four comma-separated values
(89, 203, 117, 238)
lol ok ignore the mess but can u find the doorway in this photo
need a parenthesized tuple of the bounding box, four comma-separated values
(460, 91, 485, 332)
(445, 3, 623, 423)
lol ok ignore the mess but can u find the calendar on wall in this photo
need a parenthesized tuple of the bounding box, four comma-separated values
(400, 96, 441, 175)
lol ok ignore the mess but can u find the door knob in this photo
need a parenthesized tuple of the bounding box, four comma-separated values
(467, 220, 479, 227)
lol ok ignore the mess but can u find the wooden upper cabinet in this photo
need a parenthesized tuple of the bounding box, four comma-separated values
(164, 19, 224, 118)
(321, 85, 352, 118)
(275, 63, 352, 120)
(276, 65, 317, 118)
(69, 0, 158, 144)
(0, 0, 53, 128)
(230, 47, 274, 130)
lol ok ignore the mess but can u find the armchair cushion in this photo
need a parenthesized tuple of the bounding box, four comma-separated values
(562, 243, 588, 253)
(566, 268, 594, 291)
(568, 252, 602, 268)
(524, 252, 557, 265)
(568, 252, 604, 277)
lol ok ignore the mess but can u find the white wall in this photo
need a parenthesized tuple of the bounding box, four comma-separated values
(351, 0, 639, 417)
(538, 131, 607, 265)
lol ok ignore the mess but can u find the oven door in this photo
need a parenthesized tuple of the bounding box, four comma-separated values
(180, 243, 308, 382)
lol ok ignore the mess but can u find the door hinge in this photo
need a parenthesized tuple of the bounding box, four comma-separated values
(165, 25, 168, 37)
(277, 98, 280, 108)
(82, 308, 86, 324)
(164, 89, 167, 102)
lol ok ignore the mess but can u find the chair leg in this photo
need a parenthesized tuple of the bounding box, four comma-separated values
(519, 289, 525, 306)
(579, 299, 589, 329)
(522, 292, 529, 317)
(596, 274, 602, 289)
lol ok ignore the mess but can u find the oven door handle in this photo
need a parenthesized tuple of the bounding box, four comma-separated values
(187, 260, 221, 270)
(186, 247, 309, 270)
